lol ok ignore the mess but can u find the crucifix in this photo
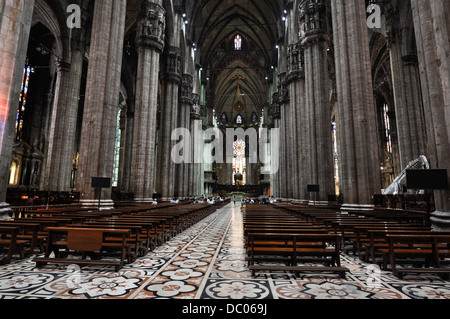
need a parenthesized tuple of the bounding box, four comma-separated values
(232, 72, 246, 95)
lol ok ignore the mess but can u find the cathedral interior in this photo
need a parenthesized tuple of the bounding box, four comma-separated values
(1, 0, 449, 226)
(1, 0, 450, 303)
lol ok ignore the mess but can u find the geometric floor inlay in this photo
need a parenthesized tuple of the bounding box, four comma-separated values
(1, 203, 450, 300)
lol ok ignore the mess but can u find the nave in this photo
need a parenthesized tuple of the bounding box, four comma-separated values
(0, 203, 449, 300)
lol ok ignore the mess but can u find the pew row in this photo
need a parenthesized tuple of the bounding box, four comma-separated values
(32, 227, 132, 271)
(246, 232, 349, 278)
(379, 233, 450, 279)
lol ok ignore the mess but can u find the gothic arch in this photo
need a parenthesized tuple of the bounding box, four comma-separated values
(32, 0, 72, 62)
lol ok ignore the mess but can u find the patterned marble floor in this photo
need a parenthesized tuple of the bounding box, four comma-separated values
(1, 203, 449, 300)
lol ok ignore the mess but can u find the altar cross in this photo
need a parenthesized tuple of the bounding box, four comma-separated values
(232, 72, 246, 95)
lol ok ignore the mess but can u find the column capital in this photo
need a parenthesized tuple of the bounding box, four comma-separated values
(300, 33, 330, 48)
(136, 1, 166, 53)
(277, 73, 290, 104)
(180, 74, 194, 105)
(402, 54, 419, 66)
(298, 0, 329, 41)
(269, 94, 281, 120)
(55, 60, 72, 73)
(162, 46, 182, 83)
(190, 95, 202, 119)
(286, 43, 305, 83)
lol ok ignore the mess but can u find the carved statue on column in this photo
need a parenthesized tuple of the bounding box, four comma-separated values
(269, 94, 281, 121)
(163, 47, 182, 83)
(191, 94, 201, 120)
(136, 1, 166, 52)
(180, 74, 194, 105)
(277, 73, 290, 105)
(286, 43, 304, 83)
(299, 0, 328, 39)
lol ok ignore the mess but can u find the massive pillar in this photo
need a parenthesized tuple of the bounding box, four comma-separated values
(121, 104, 135, 193)
(189, 95, 204, 197)
(279, 72, 293, 199)
(411, 0, 450, 229)
(129, 0, 165, 202)
(45, 28, 86, 192)
(0, 0, 35, 217)
(268, 96, 281, 198)
(331, 0, 381, 210)
(157, 46, 182, 200)
(386, 5, 427, 169)
(286, 41, 307, 202)
(77, 0, 127, 209)
(277, 72, 289, 199)
(178, 74, 194, 198)
(299, 0, 334, 204)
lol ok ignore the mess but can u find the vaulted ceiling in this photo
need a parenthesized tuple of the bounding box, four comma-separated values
(39, 0, 285, 126)
(185, 0, 284, 126)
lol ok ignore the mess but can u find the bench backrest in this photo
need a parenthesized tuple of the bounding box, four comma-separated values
(45, 227, 131, 252)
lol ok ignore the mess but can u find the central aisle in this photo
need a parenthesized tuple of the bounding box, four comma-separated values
(128, 201, 251, 299)
(1, 203, 449, 299)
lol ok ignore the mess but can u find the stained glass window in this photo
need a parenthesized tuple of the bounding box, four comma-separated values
(221, 112, 228, 123)
(233, 139, 246, 185)
(234, 34, 242, 51)
(251, 112, 258, 123)
(383, 103, 393, 154)
(332, 121, 339, 195)
(236, 114, 243, 124)
(16, 57, 32, 140)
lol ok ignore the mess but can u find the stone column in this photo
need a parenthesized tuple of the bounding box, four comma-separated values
(0, 0, 34, 217)
(279, 73, 294, 199)
(331, 0, 381, 210)
(129, 0, 165, 202)
(269, 93, 281, 198)
(178, 74, 194, 198)
(121, 107, 134, 193)
(77, 0, 127, 209)
(189, 95, 203, 196)
(386, 7, 426, 169)
(157, 46, 182, 200)
(287, 42, 309, 202)
(46, 27, 86, 192)
(277, 73, 289, 199)
(267, 98, 280, 198)
(300, 0, 334, 204)
(411, 0, 450, 229)
(45, 60, 72, 191)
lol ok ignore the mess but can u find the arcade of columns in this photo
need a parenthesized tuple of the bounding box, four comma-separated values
(0, 1, 449, 229)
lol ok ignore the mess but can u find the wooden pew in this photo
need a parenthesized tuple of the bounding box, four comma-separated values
(7, 219, 69, 252)
(246, 232, 349, 278)
(113, 216, 173, 242)
(0, 226, 30, 263)
(328, 220, 407, 253)
(32, 227, 132, 271)
(68, 223, 144, 260)
(0, 221, 41, 255)
(379, 233, 450, 279)
(110, 217, 171, 245)
(354, 227, 433, 262)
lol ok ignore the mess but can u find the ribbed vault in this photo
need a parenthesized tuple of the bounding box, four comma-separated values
(186, 0, 284, 126)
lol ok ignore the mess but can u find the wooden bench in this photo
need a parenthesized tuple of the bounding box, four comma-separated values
(0, 221, 41, 255)
(246, 232, 349, 278)
(380, 233, 450, 279)
(0, 226, 30, 264)
(354, 227, 434, 262)
(68, 223, 145, 260)
(32, 227, 132, 271)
